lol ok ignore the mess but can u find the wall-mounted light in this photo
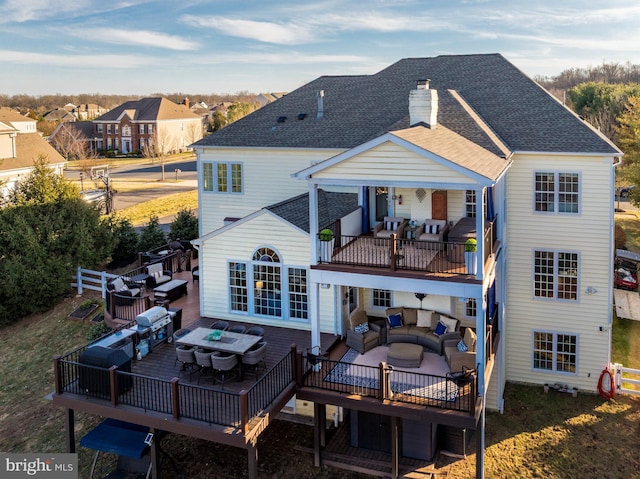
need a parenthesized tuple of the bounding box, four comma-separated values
(321, 283, 331, 289)
(398, 195, 403, 205)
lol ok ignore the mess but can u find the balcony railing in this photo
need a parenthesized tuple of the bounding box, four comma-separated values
(53, 345, 297, 430)
(295, 352, 476, 414)
(318, 219, 496, 276)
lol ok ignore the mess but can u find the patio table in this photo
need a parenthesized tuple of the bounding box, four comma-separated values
(175, 327, 262, 379)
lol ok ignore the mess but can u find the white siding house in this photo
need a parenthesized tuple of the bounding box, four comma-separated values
(191, 54, 622, 476)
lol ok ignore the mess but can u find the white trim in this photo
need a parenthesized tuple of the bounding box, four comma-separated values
(532, 170, 581, 216)
(513, 150, 621, 158)
(305, 178, 483, 190)
(531, 249, 581, 302)
(292, 133, 500, 186)
(193, 208, 309, 246)
(531, 329, 579, 376)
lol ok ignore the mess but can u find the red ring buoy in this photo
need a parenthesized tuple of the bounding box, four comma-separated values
(597, 368, 615, 400)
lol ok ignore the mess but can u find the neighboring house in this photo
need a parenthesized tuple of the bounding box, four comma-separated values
(0, 108, 66, 196)
(192, 53, 621, 473)
(63, 103, 108, 120)
(255, 92, 286, 107)
(92, 97, 203, 154)
(43, 108, 77, 123)
(49, 121, 97, 159)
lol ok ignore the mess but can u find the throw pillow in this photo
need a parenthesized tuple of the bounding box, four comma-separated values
(154, 271, 162, 279)
(416, 309, 433, 328)
(119, 286, 128, 292)
(385, 221, 392, 230)
(387, 313, 403, 329)
(433, 321, 447, 336)
(457, 339, 468, 352)
(354, 323, 369, 334)
(439, 316, 458, 333)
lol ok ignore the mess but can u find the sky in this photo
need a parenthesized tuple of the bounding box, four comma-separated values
(1, 0, 639, 96)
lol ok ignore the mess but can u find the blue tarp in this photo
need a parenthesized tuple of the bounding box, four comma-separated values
(80, 419, 150, 459)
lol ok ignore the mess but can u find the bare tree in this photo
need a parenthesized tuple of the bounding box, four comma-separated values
(50, 123, 93, 161)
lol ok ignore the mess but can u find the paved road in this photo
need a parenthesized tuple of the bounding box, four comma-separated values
(65, 158, 198, 232)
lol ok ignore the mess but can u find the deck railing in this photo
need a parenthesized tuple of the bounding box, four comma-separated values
(295, 353, 476, 414)
(245, 347, 296, 418)
(53, 346, 297, 430)
(320, 219, 497, 276)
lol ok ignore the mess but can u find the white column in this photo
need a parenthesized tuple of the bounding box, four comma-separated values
(476, 187, 485, 280)
(310, 282, 321, 354)
(309, 184, 319, 266)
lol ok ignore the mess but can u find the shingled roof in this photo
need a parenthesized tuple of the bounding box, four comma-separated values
(95, 97, 200, 122)
(195, 54, 619, 155)
(266, 190, 358, 233)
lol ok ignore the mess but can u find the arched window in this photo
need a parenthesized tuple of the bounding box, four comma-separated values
(253, 248, 281, 317)
(228, 247, 307, 320)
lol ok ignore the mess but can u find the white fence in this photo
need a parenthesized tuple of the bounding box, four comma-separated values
(612, 363, 640, 396)
(71, 267, 118, 298)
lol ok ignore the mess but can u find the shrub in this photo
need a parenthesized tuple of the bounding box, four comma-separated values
(465, 238, 477, 252)
(169, 208, 198, 242)
(107, 216, 139, 267)
(319, 228, 334, 241)
(138, 215, 166, 252)
(87, 321, 112, 341)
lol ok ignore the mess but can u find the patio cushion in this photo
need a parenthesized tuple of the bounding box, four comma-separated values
(433, 321, 447, 336)
(416, 309, 435, 328)
(464, 328, 477, 352)
(438, 315, 458, 333)
(349, 309, 369, 329)
(387, 313, 403, 329)
(402, 307, 417, 326)
(354, 322, 369, 334)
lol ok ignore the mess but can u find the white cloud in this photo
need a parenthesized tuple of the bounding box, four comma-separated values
(0, 49, 154, 68)
(63, 28, 199, 51)
(1, 0, 89, 22)
(194, 51, 371, 66)
(182, 15, 316, 45)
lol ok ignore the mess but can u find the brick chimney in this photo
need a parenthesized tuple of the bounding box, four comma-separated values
(183, 97, 190, 109)
(409, 79, 438, 128)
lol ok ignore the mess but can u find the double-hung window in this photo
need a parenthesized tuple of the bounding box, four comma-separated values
(372, 289, 391, 308)
(534, 250, 578, 300)
(533, 331, 577, 374)
(535, 172, 579, 213)
(203, 162, 243, 193)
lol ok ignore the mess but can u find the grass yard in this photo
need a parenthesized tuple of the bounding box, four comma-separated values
(113, 189, 197, 226)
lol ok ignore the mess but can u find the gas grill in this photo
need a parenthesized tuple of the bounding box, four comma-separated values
(135, 306, 172, 333)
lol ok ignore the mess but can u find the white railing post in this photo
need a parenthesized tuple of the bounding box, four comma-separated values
(101, 271, 108, 299)
(613, 363, 623, 393)
(77, 266, 83, 295)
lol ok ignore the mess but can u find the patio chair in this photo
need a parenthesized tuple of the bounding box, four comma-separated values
(174, 345, 196, 381)
(172, 328, 191, 342)
(211, 352, 238, 386)
(345, 308, 381, 354)
(194, 349, 213, 384)
(228, 325, 246, 334)
(245, 326, 264, 337)
(107, 277, 141, 298)
(242, 341, 268, 378)
(210, 320, 229, 331)
(145, 263, 173, 288)
(191, 266, 199, 284)
(373, 216, 408, 240)
(106, 277, 142, 306)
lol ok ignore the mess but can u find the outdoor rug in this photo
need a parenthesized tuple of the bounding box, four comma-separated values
(323, 347, 459, 402)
